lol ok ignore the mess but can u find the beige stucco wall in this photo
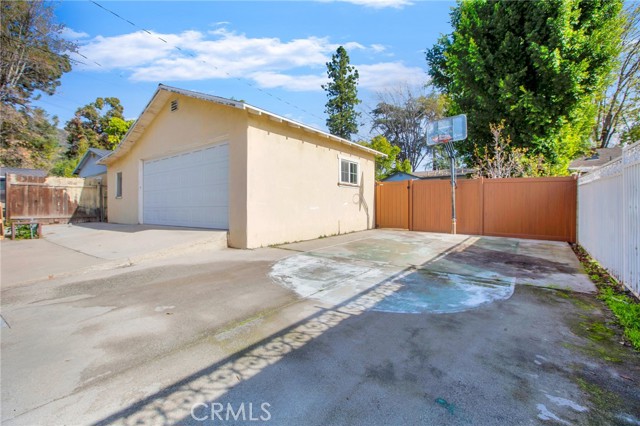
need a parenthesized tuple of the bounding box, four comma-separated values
(107, 90, 377, 249)
(106, 94, 249, 248)
(245, 114, 376, 248)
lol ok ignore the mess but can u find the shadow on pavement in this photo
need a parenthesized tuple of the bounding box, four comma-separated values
(88, 236, 619, 426)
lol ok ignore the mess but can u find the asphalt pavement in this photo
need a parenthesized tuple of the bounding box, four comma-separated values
(1, 227, 638, 425)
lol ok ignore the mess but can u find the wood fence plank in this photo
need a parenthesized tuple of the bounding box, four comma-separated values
(5, 174, 104, 224)
(376, 176, 577, 242)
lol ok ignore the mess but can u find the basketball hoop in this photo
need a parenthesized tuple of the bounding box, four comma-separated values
(431, 134, 453, 144)
(426, 114, 467, 146)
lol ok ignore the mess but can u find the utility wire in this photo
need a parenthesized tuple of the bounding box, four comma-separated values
(3, 35, 89, 67)
(30, 26, 103, 67)
(88, 0, 378, 143)
(89, 1, 319, 119)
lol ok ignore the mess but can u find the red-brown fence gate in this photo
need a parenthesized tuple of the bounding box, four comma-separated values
(376, 177, 577, 242)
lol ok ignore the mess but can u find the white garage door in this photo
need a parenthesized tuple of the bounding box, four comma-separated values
(143, 144, 229, 229)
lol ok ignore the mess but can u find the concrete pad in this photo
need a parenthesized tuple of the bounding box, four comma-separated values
(170, 286, 638, 426)
(2, 229, 622, 426)
(1, 223, 228, 287)
(43, 222, 228, 260)
(272, 231, 595, 311)
(1, 246, 296, 423)
(0, 238, 105, 288)
(15, 278, 636, 426)
(514, 238, 595, 292)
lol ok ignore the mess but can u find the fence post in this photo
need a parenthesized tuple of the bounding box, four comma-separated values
(570, 176, 577, 243)
(99, 178, 104, 222)
(375, 182, 379, 229)
(0, 198, 3, 240)
(408, 179, 413, 231)
(479, 177, 485, 236)
(5, 173, 11, 221)
(622, 146, 627, 289)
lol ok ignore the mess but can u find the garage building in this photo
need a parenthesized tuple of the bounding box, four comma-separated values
(100, 84, 381, 249)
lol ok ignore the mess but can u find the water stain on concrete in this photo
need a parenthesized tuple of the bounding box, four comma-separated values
(444, 245, 577, 279)
(373, 270, 514, 314)
(545, 394, 588, 412)
(364, 360, 396, 384)
(537, 403, 570, 425)
(270, 231, 595, 317)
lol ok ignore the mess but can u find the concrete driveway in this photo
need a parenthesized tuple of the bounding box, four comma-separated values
(1, 223, 228, 288)
(1, 229, 638, 425)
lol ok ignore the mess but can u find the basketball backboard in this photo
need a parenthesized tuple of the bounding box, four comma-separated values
(426, 114, 467, 146)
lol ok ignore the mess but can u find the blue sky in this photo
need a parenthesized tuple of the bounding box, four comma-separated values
(37, 0, 455, 138)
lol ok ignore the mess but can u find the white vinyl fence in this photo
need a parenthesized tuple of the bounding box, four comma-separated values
(578, 142, 640, 298)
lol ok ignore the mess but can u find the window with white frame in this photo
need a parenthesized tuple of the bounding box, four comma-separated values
(340, 159, 359, 185)
(116, 172, 123, 198)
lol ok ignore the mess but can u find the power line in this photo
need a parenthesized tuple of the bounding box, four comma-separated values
(3, 35, 89, 67)
(88, 0, 378, 143)
(29, 26, 103, 67)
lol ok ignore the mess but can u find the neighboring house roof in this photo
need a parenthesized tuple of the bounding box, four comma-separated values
(413, 168, 476, 179)
(100, 84, 385, 165)
(73, 148, 112, 176)
(569, 147, 622, 173)
(0, 167, 47, 177)
(381, 171, 421, 182)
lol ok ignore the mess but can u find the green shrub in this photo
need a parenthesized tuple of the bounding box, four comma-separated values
(574, 244, 640, 350)
(12, 224, 40, 239)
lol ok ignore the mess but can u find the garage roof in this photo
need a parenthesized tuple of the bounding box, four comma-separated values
(99, 84, 384, 165)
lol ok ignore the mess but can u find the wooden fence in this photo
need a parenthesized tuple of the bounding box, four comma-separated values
(376, 177, 577, 242)
(5, 174, 107, 224)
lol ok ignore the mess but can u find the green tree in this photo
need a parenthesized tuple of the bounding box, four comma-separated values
(105, 116, 133, 150)
(472, 122, 552, 178)
(371, 85, 447, 171)
(594, 3, 639, 147)
(322, 46, 361, 140)
(621, 122, 640, 145)
(0, 105, 61, 169)
(50, 157, 78, 177)
(0, 0, 75, 168)
(64, 97, 126, 158)
(360, 135, 411, 181)
(426, 0, 623, 174)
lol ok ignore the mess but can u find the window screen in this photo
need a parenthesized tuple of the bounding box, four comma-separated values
(340, 159, 358, 185)
(116, 172, 122, 198)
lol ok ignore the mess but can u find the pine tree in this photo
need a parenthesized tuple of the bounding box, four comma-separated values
(322, 46, 361, 140)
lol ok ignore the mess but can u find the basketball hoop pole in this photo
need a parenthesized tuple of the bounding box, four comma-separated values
(426, 114, 466, 235)
(444, 142, 457, 234)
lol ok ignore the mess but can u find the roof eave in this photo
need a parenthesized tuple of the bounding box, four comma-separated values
(242, 104, 386, 158)
(99, 84, 386, 165)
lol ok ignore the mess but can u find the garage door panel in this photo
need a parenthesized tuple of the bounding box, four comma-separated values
(143, 144, 228, 229)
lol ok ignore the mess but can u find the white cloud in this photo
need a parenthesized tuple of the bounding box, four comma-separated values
(358, 62, 427, 91)
(248, 63, 426, 93)
(60, 27, 89, 39)
(72, 28, 423, 94)
(76, 29, 363, 79)
(250, 72, 327, 92)
(319, 0, 413, 9)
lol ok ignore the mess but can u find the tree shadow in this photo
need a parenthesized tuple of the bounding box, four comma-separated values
(89, 234, 582, 425)
(92, 268, 411, 426)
